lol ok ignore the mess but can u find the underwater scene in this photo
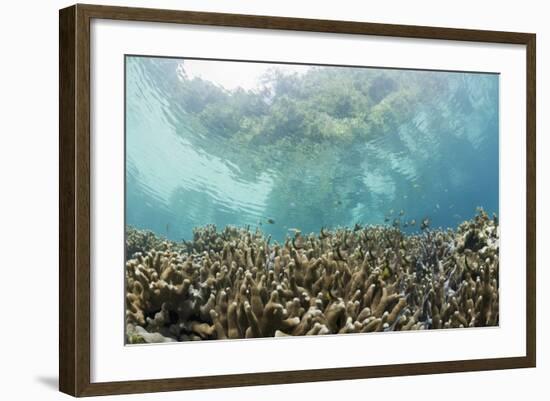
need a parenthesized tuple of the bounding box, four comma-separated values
(125, 56, 500, 344)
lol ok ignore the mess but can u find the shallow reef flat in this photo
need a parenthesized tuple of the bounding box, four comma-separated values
(125, 209, 499, 344)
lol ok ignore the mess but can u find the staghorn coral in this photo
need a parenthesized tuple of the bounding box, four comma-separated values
(125, 209, 499, 343)
(126, 227, 176, 260)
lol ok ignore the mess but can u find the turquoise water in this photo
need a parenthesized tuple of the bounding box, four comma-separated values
(125, 56, 499, 243)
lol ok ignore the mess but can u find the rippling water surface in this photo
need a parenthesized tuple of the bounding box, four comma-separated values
(126, 56, 499, 242)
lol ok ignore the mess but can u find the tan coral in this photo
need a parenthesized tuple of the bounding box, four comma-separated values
(125, 209, 499, 343)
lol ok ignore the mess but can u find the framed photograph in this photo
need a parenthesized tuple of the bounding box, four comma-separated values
(59, 4, 536, 397)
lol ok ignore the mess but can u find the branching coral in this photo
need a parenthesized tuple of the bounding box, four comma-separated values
(125, 209, 499, 343)
(126, 227, 174, 260)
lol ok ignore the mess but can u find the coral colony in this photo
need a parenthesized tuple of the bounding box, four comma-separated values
(125, 209, 499, 343)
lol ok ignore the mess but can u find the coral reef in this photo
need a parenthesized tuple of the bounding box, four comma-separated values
(126, 227, 174, 260)
(125, 209, 499, 343)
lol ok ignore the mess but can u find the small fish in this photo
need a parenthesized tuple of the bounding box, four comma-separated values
(435, 204, 440, 210)
(266, 218, 275, 225)
(258, 220, 263, 226)
(410, 219, 416, 226)
(403, 222, 409, 228)
(381, 262, 392, 279)
(288, 228, 301, 234)
(353, 223, 362, 231)
(289, 202, 296, 208)
(389, 209, 394, 215)
(449, 204, 455, 209)
(384, 216, 390, 223)
(420, 217, 430, 230)
(392, 218, 401, 228)
(334, 200, 342, 206)
(399, 210, 405, 216)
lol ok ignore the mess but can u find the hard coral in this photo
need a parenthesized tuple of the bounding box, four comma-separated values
(125, 210, 499, 343)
